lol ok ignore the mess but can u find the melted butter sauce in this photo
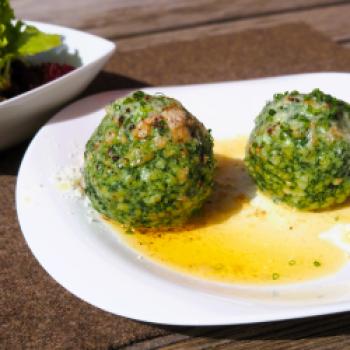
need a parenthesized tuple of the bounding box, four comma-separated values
(105, 137, 350, 285)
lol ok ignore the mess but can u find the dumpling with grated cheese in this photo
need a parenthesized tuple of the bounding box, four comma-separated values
(245, 89, 350, 210)
(84, 91, 215, 229)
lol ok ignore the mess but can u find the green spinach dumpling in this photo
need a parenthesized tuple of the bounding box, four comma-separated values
(84, 91, 215, 228)
(245, 89, 350, 210)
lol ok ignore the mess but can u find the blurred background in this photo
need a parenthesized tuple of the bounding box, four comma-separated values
(11, 0, 350, 53)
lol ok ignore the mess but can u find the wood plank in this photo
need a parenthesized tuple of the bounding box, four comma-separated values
(120, 313, 350, 350)
(115, 3, 350, 52)
(11, 0, 345, 39)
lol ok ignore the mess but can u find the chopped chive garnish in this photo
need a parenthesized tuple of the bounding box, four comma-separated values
(313, 260, 321, 267)
(288, 260, 296, 266)
(272, 273, 280, 280)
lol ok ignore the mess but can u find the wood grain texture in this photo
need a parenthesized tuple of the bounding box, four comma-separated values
(116, 3, 350, 52)
(11, 0, 343, 37)
(119, 313, 350, 350)
(11, 0, 350, 53)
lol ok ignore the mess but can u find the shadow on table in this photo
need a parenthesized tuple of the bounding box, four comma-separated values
(0, 141, 29, 176)
(83, 71, 149, 96)
(49, 71, 150, 124)
(154, 312, 350, 346)
(0, 72, 149, 176)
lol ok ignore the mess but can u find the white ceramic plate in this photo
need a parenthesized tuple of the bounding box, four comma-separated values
(0, 21, 115, 150)
(17, 73, 350, 326)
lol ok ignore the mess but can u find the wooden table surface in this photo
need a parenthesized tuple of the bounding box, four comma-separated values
(6, 1, 350, 350)
(12, 0, 350, 52)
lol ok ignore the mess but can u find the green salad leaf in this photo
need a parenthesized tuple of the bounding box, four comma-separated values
(0, 0, 61, 91)
(16, 25, 61, 56)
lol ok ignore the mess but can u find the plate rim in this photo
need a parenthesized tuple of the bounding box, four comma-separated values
(16, 72, 350, 325)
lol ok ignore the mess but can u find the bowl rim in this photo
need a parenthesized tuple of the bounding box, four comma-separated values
(0, 20, 116, 108)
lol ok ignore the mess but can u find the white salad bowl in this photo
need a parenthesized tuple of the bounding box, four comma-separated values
(0, 21, 116, 150)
